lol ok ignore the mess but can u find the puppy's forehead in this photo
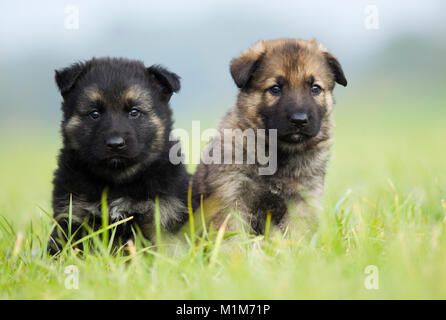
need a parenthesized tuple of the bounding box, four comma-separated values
(78, 83, 153, 111)
(260, 39, 333, 86)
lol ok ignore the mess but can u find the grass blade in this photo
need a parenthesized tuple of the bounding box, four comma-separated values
(264, 211, 271, 242)
(209, 214, 231, 268)
(101, 187, 109, 247)
(187, 181, 195, 246)
(154, 197, 162, 246)
(70, 216, 133, 249)
(68, 193, 73, 240)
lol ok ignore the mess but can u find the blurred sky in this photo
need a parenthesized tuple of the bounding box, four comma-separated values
(0, 0, 445, 128)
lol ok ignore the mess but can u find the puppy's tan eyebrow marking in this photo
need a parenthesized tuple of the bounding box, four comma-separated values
(83, 85, 103, 102)
(123, 84, 151, 101)
(123, 85, 153, 112)
(123, 86, 140, 101)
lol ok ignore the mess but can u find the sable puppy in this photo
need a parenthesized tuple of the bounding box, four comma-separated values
(193, 39, 347, 238)
(49, 57, 191, 254)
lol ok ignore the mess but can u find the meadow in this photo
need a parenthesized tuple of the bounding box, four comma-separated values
(1, 83, 445, 299)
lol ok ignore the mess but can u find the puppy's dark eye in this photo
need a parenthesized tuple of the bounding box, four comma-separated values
(129, 107, 141, 119)
(269, 85, 281, 96)
(89, 110, 101, 120)
(311, 84, 322, 96)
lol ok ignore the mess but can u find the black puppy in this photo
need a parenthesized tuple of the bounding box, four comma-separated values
(49, 57, 191, 254)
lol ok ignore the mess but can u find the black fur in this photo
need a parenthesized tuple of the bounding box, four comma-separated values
(49, 57, 192, 254)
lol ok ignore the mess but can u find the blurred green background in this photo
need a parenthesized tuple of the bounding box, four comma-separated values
(1, 0, 445, 227)
(1, 1, 446, 299)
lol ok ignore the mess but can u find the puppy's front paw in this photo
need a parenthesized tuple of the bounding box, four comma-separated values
(250, 193, 287, 234)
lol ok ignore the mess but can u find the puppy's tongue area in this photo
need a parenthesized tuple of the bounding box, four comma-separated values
(103, 156, 131, 169)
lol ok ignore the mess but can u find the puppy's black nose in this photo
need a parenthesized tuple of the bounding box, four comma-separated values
(106, 136, 126, 150)
(290, 113, 309, 128)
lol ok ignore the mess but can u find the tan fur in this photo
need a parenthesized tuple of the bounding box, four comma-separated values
(123, 84, 154, 113)
(64, 115, 82, 149)
(84, 85, 103, 102)
(64, 115, 82, 135)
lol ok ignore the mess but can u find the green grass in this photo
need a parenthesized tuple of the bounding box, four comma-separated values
(1, 90, 446, 299)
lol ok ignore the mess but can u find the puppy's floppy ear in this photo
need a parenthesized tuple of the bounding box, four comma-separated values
(147, 65, 181, 95)
(55, 62, 86, 96)
(323, 52, 347, 87)
(230, 40, 266, 89)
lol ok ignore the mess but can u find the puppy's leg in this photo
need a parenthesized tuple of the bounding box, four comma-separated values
(210, 180, 288, 236)
(47, 212, 91, 255)
(247, 191, 288, 235)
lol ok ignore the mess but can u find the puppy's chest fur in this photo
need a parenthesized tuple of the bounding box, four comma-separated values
(265, 150, 328, 199)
